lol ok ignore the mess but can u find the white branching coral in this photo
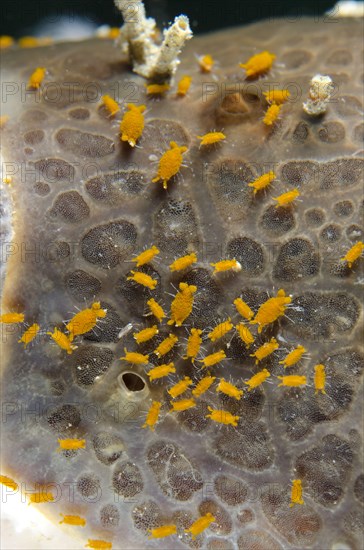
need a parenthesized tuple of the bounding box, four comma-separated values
(303, 74, 334, 116)
(114, 0, 192, 81)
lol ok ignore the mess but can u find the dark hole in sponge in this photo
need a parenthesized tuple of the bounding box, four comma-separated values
(122, 372, 145, 392)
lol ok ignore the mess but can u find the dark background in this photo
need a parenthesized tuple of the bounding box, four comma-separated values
(1, 0, 336, 38)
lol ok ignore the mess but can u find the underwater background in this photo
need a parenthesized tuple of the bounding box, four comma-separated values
(1, 0, 337, 37)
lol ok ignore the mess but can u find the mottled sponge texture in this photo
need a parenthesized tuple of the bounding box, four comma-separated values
(0, 15, 363, 550)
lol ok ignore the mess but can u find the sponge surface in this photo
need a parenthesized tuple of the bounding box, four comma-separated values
(1, 17, 363, 550)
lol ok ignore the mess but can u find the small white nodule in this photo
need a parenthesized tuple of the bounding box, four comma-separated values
(303, 74, 334, 116)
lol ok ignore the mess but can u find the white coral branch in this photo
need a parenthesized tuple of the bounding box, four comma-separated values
(151, 16, 193, 81)
(114, 0, 192, 81)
